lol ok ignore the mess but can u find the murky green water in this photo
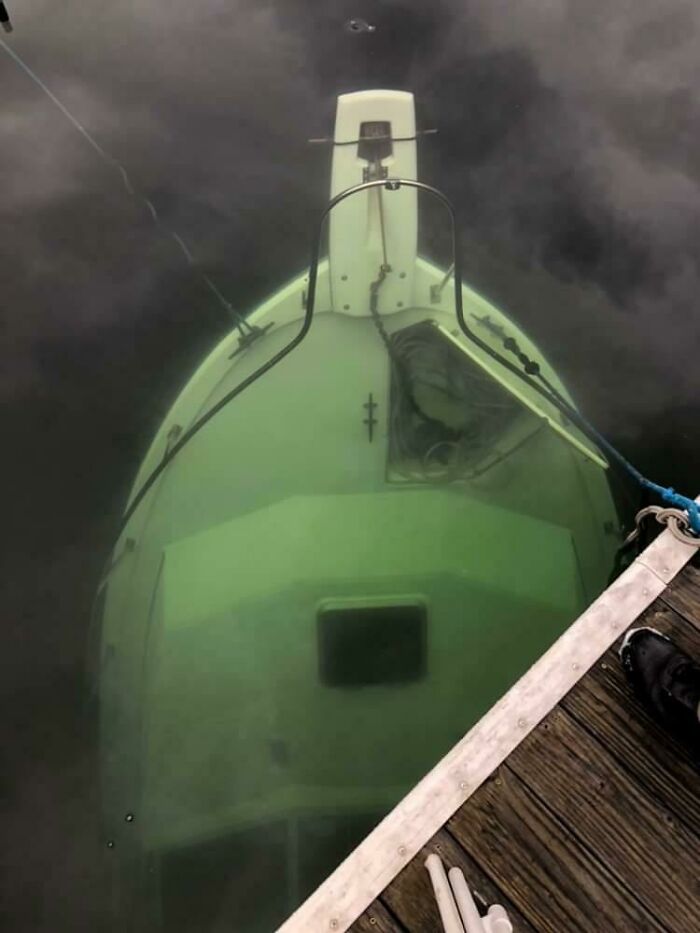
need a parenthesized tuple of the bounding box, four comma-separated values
(4, 3, 699, 931)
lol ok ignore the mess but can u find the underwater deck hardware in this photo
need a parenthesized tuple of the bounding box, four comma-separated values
(308, 129, 438, 146)
(227, 321, 276, 360)
(164, 425, 182, 456)
(430, 262, 456, 304)
(363, 393, 378, 442)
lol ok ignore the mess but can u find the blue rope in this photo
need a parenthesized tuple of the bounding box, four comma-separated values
(553, 388, 700, 536)
(639, 481, 700, 536)
(474, 319, 700, 537)
(492, 334, 700, 537)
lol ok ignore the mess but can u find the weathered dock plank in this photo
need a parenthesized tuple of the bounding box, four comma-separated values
(562, 605, 700, 838)
(448, 767, 665, 932)
(506, 705, 700, 931)
(349, 899, 405, 933)
(661, 553, 700, 625)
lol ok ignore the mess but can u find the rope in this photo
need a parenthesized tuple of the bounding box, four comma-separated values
(624, 506, 700, 548)
(540, 372, 700, 538)
(0, 35, 253, 337)
(483, 320, 700, 538)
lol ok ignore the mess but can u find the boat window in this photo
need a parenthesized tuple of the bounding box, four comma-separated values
(318, 601, 427, 686)
(386, 319, 526, 482)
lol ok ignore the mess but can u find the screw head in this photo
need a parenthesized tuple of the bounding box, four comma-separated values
(124, 812, 135, 823)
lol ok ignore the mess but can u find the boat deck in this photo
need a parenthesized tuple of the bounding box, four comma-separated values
(349, 553, 700, 932)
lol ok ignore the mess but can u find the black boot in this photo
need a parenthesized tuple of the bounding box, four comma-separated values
(619, 627, 700, 753)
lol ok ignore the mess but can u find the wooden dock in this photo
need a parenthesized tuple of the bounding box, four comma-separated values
(278, 525, 700, 933)
(350, 553, 700, 933)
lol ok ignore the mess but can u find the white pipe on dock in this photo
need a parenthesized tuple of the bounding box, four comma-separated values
(448, 867, 484, 933)
(424, 854, 465, 933)
(426, 855, 513, 933)
(483, 905, 513, 933)
(448, 866, 513, 932)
